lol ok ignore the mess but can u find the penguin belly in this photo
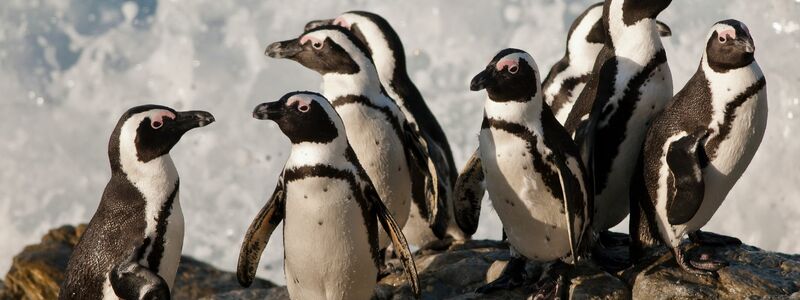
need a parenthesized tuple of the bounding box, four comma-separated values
(480, 130, 571, 262)
(335, 103, 412, 247)
(283, 177, 377, 300)
(671, 91, 767, 244)
(593, 64, 673, 231)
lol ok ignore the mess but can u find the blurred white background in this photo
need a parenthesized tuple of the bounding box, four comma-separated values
(1, 0, 798, 284)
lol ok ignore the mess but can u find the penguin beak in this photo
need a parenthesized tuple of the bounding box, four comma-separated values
(735, 36, 756, 54)
(174, 110, 215, 132)
(305, 19, 334, 32)
(470, 70, 496, 91)
(253, 101, 283, 121)
(656, 21, 672, 37)
(266, 39, 303, 59)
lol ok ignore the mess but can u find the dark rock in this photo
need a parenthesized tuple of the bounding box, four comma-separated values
(1, 224, 275, 300)
(201, 287, 289, 300)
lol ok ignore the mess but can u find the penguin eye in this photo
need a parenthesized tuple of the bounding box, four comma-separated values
(152, 121, 163, 129)
(718, 36, 727, 43)
(508, 65, 519, 74)
(312, 41, 323, 50)
(298, 104, 310, 113)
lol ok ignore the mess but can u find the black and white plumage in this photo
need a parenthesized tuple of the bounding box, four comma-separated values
(238, 92, 419, 298)
(631, 20, 766, 276)
(542, 2, 672, 125)
(563, 0, 674, 234)
(265, 26, 444, 247)
(305, 11, 467, 245)
(60, 105, 215, 299)
(457, 49, 591, 296)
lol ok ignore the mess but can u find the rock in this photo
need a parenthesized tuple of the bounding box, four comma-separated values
(2, 226, 799, 299)
(624, 243, 800, 299)
(1, 224, 275, 300)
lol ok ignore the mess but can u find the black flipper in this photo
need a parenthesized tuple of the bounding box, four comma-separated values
(452, 148, 485, 236)
(552, 156, 588, 260)
(237, 173, 286, 287)
(666, 133, 706, 225)
(110, 248, 171, 300)
(402, 120, 448, 239)
(364, 183, 421, 297)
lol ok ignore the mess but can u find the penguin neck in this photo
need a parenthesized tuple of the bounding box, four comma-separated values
(700, 55, 764, 116)
(322, 64, 384, 102)
(287, 138, 350, 169)
(607, 3, 664, 64)
(484, 94, 545, 132)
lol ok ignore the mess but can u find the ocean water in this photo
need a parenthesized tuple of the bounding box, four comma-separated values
(1, 0, 798, 284)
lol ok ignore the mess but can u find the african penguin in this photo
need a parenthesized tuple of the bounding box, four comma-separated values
(630, 20, 765, 276)
(60, 105, 215, 299)
(562, 0, 674, 241)
(265, 26, 445, 248)
(238, 92, 420, 298)
(542, 2, 672, 125)
(305, 11, 467, 247)
(457, 49, 591, 297)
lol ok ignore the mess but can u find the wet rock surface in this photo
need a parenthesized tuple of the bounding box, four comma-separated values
(2, 225, 799, 299)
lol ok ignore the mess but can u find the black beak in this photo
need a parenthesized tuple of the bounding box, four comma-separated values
(305, 19, 334, 32)
(265, 39, 303, 59)
(656, 20, 672, 37)
(735, 36, 756, 54)
(253, 101, 283, 120)
(470, 70, 495, 91)
(174, 110, 215, 132)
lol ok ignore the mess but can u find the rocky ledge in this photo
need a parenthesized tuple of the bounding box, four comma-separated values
(2, 225, 799, 299)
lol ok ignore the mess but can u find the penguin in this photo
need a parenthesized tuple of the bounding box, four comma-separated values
(265, 25, 445, 248)
(630, 20, 765, 276)
(561, 0, 674, 245)
(238, 92, 420, 299)
(305, 11, 469, 247)
(60, 105, 215, 299)
(456, 49, 592, 297)
(542, 2, 672, 125)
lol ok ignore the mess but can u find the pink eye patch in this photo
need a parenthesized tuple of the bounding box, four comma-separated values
(287, 95, 313, 112)
(151, 110, 176, 129)
(496, 59, 518, 71)
(717, 28, 736, 40)
(333, 16, 350, 29)
(300, 35, 322, 46)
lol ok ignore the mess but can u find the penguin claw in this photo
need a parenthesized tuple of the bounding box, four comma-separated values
(689, 255, 728, 272)
(673, 247, 724, 277)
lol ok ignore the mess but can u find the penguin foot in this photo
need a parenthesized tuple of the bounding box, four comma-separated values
(475, 256, 528, 294)
(689, 230, 742, 247)
(598, 231, 631, 247)
(418, 237, 455, 253)
(673, 247, 721, 277)
(531, 261, 569, 300)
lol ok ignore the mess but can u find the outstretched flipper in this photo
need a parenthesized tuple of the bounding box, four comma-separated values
(237, 173, 286, 287)
(110, 248, 171, 300)
(364, 183, 420, 297)
(452, 148, 485, 236)
(666, 133, 706, 226)
(402, 120, 448, 239)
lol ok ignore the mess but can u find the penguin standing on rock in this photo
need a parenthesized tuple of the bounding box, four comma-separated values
(456, 49, 591, 297)
(562, 0, 674, 247)
(631, 20, 765, 276)
(542, 2, 672, 125)
(238, 92, 419, 299)
(305, 11, 469, 247)
(265, 26, 445, 249)
(60, 105, 215, 299)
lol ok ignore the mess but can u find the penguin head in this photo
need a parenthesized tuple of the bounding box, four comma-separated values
(470, 48, 541, 102)
(705, 20, 756, 72)
(304, 11, 398, 57)
(253, 91, 343, 144)
(612, 0, 672, 24)
(110, 105, 214, 168)
(265, 26, 372, 76)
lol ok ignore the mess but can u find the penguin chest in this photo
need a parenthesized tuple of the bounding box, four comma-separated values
(479, 129, 571, 261)
(335, 104, 412, 238)
(283, 177, 377, 300)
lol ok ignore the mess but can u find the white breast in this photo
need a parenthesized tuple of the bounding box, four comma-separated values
(283, 176, 377, 300)
(478, 126, 571, 262)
